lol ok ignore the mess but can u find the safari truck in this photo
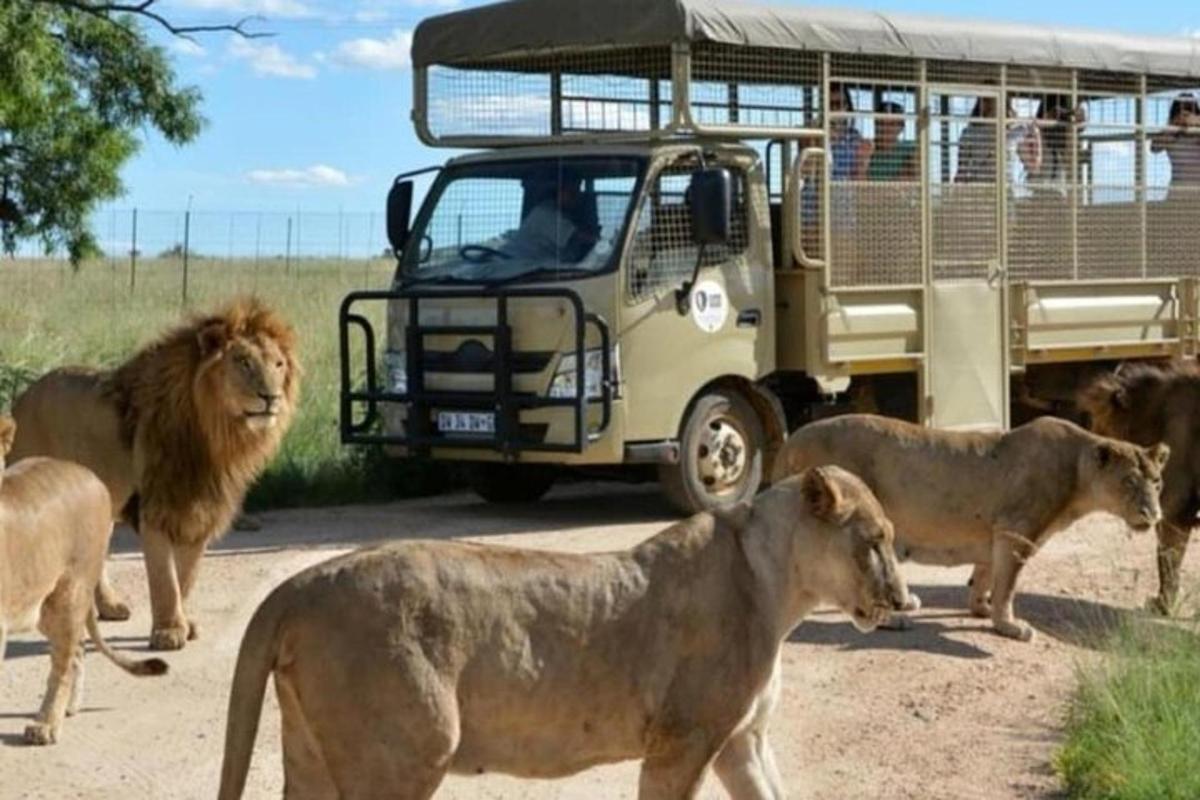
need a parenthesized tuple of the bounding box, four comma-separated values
(339, 0, 1200, 513)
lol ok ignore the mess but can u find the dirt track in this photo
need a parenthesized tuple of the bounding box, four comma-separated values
(3, 482, 1191, 800)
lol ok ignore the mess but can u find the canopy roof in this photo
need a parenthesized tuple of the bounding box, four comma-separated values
(412, 0, 1200, 79)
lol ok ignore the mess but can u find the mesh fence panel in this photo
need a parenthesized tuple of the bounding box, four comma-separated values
(929, 92, 999, 281)
(1147, 83, 1200, 277)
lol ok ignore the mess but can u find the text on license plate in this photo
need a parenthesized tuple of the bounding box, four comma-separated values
(437, 411, 495, 435)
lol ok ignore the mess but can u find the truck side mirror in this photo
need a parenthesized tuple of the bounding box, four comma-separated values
(386, 179, 414, 255)
(688, 168, 733, 246)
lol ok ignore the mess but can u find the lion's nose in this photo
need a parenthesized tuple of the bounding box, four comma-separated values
(259, 393, 280, 411)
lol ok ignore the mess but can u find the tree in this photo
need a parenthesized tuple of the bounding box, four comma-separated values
(0, 1, 260, 263)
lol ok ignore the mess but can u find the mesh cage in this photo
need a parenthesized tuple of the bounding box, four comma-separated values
(425, 47, 673, 140)
(689, 44, 821, 129)
(1147, 79, 1200, 278)
(627, 157, 750, 302)
(928, 91, 999, 281)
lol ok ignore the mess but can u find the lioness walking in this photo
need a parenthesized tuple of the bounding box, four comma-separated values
(772, 414, 1167, 640)
(218, 468, 909, 800)
(0, 417, 167, 745)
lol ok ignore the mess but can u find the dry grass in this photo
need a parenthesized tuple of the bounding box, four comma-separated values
(0, 257, 452, 507)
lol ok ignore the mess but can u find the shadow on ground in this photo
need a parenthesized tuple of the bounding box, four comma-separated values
(107, 482, 677, 558)
(789, 583, 1181, 656)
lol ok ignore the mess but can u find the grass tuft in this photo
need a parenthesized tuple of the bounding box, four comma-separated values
(1057, 615, 1200, 800)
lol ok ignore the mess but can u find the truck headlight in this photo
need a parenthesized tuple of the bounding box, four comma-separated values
(548, 348, 612, 399)
(384, 350, 407, 394)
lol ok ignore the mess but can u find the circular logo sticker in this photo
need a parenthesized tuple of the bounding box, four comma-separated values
(691, 280, 729, 333)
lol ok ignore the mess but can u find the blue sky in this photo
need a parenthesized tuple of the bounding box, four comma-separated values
(129, 0, 1199, 216)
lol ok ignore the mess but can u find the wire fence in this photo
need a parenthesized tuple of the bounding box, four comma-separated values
(3, 208, 396, 303)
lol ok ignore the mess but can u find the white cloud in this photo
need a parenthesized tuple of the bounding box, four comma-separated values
(330, 28, 413, 71)
(169, 39, 208, 58)
(246, 164, 354, 188)
(170, 0, 318, 18)
(228, 37, 316, 79)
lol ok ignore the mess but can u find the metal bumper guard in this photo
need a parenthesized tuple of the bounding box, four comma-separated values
(338, 287, 612, 456)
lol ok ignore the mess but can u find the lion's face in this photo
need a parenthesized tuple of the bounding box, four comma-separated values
(1084, 440, 1168, 532)
(199, 326, 295, 433)
(797, 466, 910, 632)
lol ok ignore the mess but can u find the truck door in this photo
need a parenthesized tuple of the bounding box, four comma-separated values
(926, 89, 1009, 430)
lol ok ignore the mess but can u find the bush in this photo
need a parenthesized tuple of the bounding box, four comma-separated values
(1057, 618, 1200, 800)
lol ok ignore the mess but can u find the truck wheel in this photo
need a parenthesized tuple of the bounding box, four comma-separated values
(659, 389, 764, 515)
(466, 463, 557, 504)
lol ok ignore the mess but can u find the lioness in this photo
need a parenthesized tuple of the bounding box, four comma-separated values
(10, 297, 299, 651)
(0, 417, 167, 745)
(218, 468, 909, 800)
(772, 414, 1167, 641)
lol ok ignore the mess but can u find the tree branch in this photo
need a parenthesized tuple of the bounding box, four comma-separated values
(28, 0, 272, 41)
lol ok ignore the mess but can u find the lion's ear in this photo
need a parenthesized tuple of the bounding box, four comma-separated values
(197, 320, 230, 357)
(801, 466, 845, 523)
(1148, 442, 1171, 469)
(0, 416, 16, 455)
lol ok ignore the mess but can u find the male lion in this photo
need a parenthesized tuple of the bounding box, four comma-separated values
(0, 417, 167, 745)
(9, 297, 299, 651)
(1079, 362, 1200, 614)
(772, 414, 1167, 641)
(217, 468, 909, 800)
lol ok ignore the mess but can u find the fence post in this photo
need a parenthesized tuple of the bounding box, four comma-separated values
(129, 208, 138, 293)
(182, 209, 191, 305)
(285, 216, 293, 274)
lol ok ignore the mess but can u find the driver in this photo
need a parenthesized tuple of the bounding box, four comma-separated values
(504, 174, 597, 262)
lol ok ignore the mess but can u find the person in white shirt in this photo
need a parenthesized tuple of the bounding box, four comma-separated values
(1151, 93, 1200, 197)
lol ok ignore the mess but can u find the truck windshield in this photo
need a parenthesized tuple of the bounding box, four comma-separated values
(400, 157, 645, 286)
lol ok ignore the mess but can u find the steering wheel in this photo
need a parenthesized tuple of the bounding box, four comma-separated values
(459, 244, 512, 263)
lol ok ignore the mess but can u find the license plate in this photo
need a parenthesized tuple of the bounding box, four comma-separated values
(437, 411, 495, 435)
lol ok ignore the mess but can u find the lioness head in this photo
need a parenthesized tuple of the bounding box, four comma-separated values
(195, 302, 298, 434)
(778, 466, 909, 631)
(1082, 440, 1168, 531)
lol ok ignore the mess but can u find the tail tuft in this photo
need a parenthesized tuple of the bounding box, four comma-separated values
(133, 658, 170, 677)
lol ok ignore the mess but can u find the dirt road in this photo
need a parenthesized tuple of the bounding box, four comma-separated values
(3, 482, 1188, 799)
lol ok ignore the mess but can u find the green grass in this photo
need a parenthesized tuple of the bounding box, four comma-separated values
(1057, 615, 1200, 800)
(0, 257, 456, 508)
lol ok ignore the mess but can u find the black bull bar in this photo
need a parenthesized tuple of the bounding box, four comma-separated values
(338, 287, 613, 457)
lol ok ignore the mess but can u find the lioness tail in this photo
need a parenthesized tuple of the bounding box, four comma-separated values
(218, 590, 284, 800)
(86, 609, 169, 676)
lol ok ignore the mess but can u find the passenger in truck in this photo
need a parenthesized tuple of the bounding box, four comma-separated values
(1151, 93, 1200, 196)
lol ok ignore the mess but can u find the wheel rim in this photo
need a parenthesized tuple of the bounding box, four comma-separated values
(695, 413, 749, 496)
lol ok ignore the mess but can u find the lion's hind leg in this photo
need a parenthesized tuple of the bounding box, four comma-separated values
(278, 648, 457, 800)
(25, 587, 87, 745)
(95, 559, 132, 622)
(968, 563, 993, 618)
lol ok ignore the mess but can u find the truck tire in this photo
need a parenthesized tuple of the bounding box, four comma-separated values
(466, 463, 557, 504)
(658, 389, 764, 515)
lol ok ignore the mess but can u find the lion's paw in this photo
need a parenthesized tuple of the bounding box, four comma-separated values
(97, 599, 132, 622)
(969, 601, 992, 619)
(23, 723, 57, 746)
(900, 592, 921, 612)
(149, 626, 190, 651)
(1144, 595, 1174, 617)
(994, 619, 1035, 642)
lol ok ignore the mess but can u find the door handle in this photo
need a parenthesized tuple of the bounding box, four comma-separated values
(737, 309, 763, 328)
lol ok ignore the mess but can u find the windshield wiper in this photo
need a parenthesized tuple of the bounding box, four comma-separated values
(488, 266, 591, 288)
(397, 273, 485, 291)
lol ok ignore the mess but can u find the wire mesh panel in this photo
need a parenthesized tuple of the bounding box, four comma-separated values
(424, 47, 673, 140)
(626, 157, 750, 302)
(1077, 82, 1141, 279)
(826, 77, 922, 287)
(689, 44, 820, 129)
(929, 91, 1000, 281)
(1147, 81, 1200, 277)
(1008, 90, 1078, 281)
